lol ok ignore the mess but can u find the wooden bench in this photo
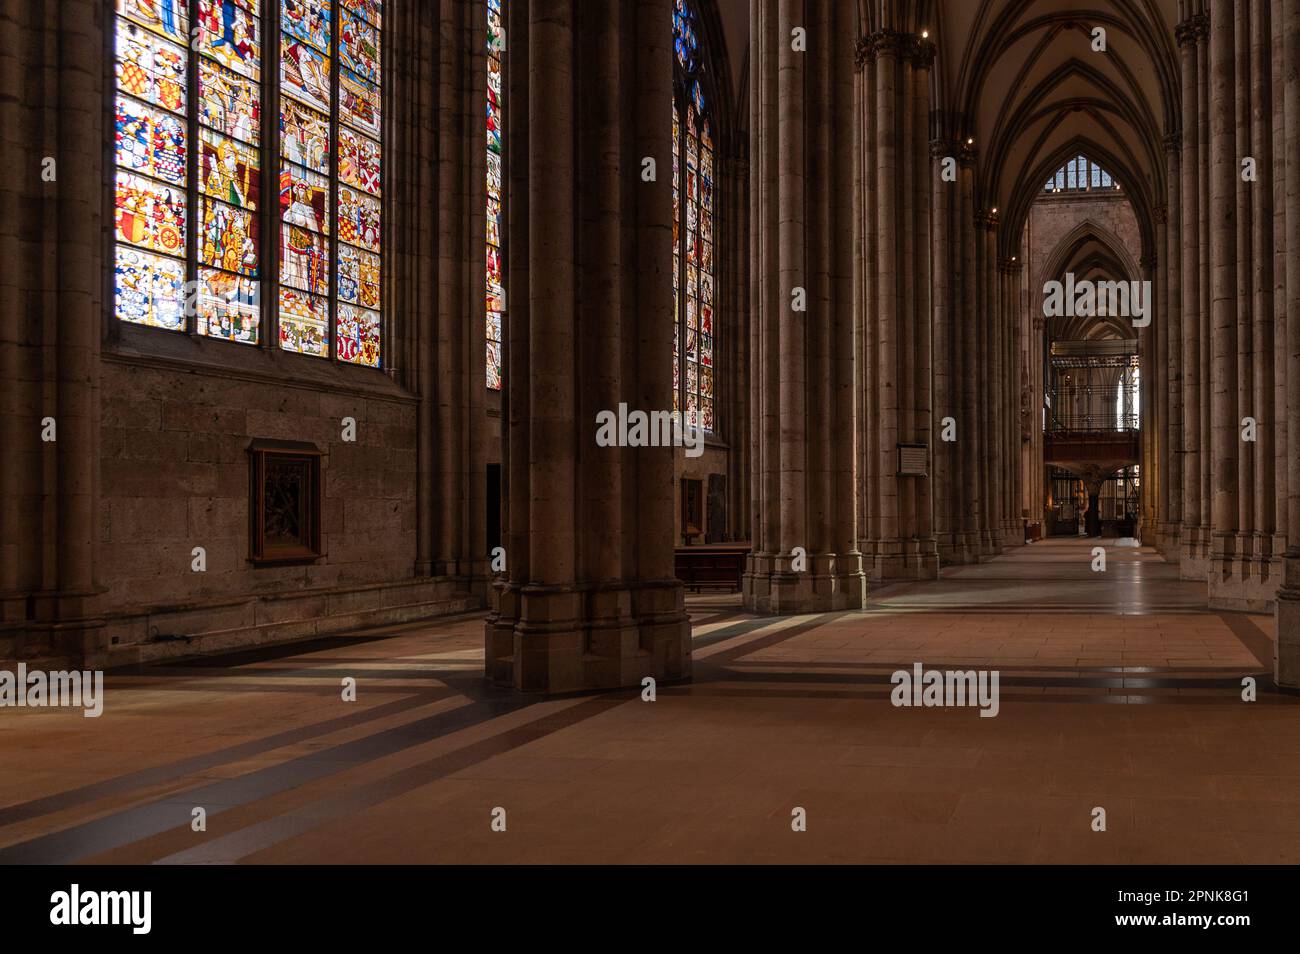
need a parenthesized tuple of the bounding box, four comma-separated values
(675, 543, 750, 593)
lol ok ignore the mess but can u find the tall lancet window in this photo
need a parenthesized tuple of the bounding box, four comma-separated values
(280, 0, 384, 366)
(672, 0, 715, 430)
(111, 0, 384, 366)
(486, 0, 505, 389)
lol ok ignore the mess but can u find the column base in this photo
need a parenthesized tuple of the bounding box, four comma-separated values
(1156, 523, 1181, 562)
(935, 533, 975, 566)
(484, 578, 690, 692)
(0, 588, 107, 664)
(1179, 526, 1210, 580)
(1276, 554, 1300, 690)
(865, 545, 941, 582)
(1206, 534, 1282, 612)
(742, 550, 866, 613)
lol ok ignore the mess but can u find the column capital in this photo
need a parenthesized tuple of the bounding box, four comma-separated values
(904, 36, 936, 68)
(975, 209, 999, 230)
(958, 140, 978, 166)
(856, 30, 908, 68)
(997, 257, 1021, 274)
(1153, 203, 1168, 225)
(1163, 129, 1182, 153)
(929, 138, 958, 159)
(1175, 14, 1208, 47)
(1140, 253, 1158, 271)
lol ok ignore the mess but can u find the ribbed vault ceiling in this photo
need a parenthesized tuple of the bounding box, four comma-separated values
(863, 0, 1184, 258)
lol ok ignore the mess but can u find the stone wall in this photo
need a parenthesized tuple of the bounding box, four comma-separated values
(0, 0, 489, 666)
(93, 357, 477, 662)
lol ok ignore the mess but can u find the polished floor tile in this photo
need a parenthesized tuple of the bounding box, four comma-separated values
(0, 538, 1292, 864)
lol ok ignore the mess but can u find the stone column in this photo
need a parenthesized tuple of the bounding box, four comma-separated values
(744, 0, 864, 611)
(960, 144, 981, 559)
(1162, 132, 1183, 559)
(976, 210, 1000, 555)
(723, 153, 751, 543)
(1152, 202, 1169, 550)
(1276, 0, 1300, 689)
(1249, 0, 1278, 598)
(1273, 0, 1290, 567)
(450, 0, 489, 586)
(1140, 253, 1160, 544)
(0, 0, 106, 658)
(931, 138, 957, 561)
(999, 258, 1023, 546)
(857, 30, 938, 581)
(486, 0, 689, 690)
(1233, 0, 1255, 579)
(404, 0, 488, 589)
(1030, 312, 1047, 531)
(1178, 14, 1208, 577)
(911, 43, 935, 561)
(1208, 0, 1242, 603)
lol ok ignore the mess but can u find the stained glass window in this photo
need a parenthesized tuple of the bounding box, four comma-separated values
(486, 0, 505, 390)
(1043, 155, 1119, 193)
(112, 0, 383, 365)
(672, 0, 714, 431)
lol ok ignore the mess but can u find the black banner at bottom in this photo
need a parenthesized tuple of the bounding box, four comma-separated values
(0, 864, 1281, 941)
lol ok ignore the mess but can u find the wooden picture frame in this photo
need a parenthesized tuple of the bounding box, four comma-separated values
(248, 439, 323, 565)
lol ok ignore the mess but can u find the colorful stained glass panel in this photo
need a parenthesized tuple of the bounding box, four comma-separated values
(196, 267, 260, 343)
(281, 97, 330, 172)
(338, 126, 381, 196)
(115, 95, 186, 185)
(278, 287, 329, 357)
(486, 315, 502, 390)
(341, 0, 382, 28)
(486, 0, 504, 389)
(115, 246, 186, 331)
(339, 8, 380, 82)
(337, 184, 380, 252)
(200, 128, 261, 208)
(340, 69, 381, 139)
(117, 0, 190, 45)
(337, 304, 381, 367)
(339, 244, 380, 309)
(199, 56, 261, 145)
(281, 225, 330, 295)
(197, 0, 261, 79)
(281, 35, 331, 112)
(115, 171, 187, 256)
(280, 163, 330, 233)
(280, 0, 331, 52)
(199, 196, 260, 276)
(115, 20, 187, 114)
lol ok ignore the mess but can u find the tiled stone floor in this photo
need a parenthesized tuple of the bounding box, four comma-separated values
(1, 538, 1296, 864)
